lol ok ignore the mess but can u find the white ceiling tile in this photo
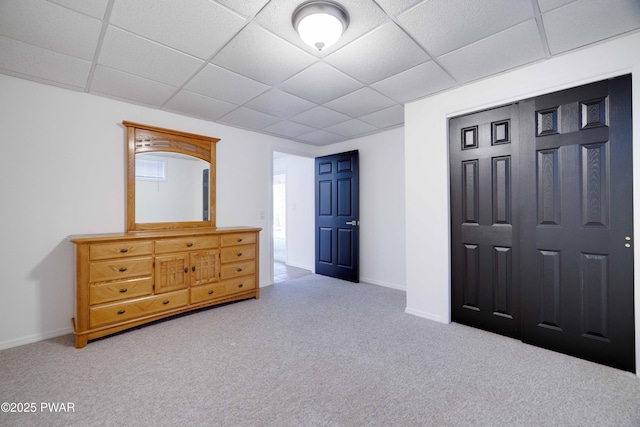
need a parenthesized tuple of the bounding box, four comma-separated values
(185, 64, 270, 105)
(278, 62, 362, 104)
(214, 0, 269, 18)
(110, 0, 245, 60)
(372, 61, 457, 103)
(324, 87, 396, 117)
(90, 65, 177, 107)
(218, 107, 281, 129)
(438, 19, 545, 83)
(254, 0, 389, 56)
(543, 0, 640, 54)
(212, 23, 316, 85)
(0, 0, 102, 60)
(374, 0, 423, 16)
(262, 120, 317, 138)
(47, 0, 109, 19)
(164, 90, 237, 121)
(325, 119, 378, 138)
(325, 21, 430, 84)
(290, 106, 351, 128)
(359, 104, 404, 128)
(398, 0, 534, 56)
(0, 35, 91, 88)
(98, 26, 204, 87)
(244, 90, 316, 118)
(537, 0, 577, 13)
(296, 130, 345, 146)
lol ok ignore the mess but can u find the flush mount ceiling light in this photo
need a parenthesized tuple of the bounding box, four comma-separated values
(292, 1, 349, 52)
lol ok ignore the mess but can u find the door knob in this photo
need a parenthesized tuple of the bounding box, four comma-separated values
(345, 220, 359, 226)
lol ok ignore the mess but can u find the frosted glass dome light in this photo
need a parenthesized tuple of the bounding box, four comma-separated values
(292, 1, 349, 52)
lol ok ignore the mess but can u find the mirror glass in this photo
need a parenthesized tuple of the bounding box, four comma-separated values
(135, 152, 210, 223)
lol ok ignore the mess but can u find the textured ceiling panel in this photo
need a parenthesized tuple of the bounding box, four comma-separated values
(278, 62, 362, 104)
(325, 22, 430, 84)
(1, 0, 638, 146)
(325, 119, 378, 137)
(543, 0, 640, 54)
(244, 90, 316, 118)
(438, 19, 546, 83)
(47, 0, 109, 19)
(109, 0, 246, 60)
(371, 61, 457, 103)
(185, 64, 270, 105)
(0, 35, 91, 88)
(262, 120, 317, 138)
(290, 106, 351, 128)
(0, 0, 102, 60)
(218, 107, 281, 129)
(215, 0, 270, 18)
(164, 90, 237, 121)
(90, 65, 177, 107)
(324, 87, 396, 117)
(212, 23, 316, 85)
(98, 27, 204, 87)
(398, 0, 534, 57)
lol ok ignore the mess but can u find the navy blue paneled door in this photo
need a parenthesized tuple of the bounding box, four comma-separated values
(315, 150, 359, 282)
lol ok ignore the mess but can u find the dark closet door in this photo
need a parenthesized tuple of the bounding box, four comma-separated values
(519, 75, 634, 372)
(315, 150, 360, 282)
(450, 104, 521, 338)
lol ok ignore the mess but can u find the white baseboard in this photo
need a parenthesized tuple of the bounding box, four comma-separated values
(0, 326, 73, 351)
(404, 307, 448, 324)
(260, 281, 274, 288)
(360, 277, 405, 291)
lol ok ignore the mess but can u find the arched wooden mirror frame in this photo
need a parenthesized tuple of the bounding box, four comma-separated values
(124, 121, 219, 231)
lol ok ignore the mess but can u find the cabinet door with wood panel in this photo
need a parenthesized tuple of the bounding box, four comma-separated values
(155, 254, 190, 293)
(190, 250, 221, 287)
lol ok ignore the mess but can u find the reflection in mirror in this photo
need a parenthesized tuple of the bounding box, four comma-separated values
(135, 152, 210, 223)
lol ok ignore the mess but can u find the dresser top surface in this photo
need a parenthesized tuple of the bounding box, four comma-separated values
(69, 226, 262, 244)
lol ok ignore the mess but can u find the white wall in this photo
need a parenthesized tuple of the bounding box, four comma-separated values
(273, 154, 315, 272)
(404, 32, 640, 376)
(321, 127, 406, 290)
(0, 74, 311, 349)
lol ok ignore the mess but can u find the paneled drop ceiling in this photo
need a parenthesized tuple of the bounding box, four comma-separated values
(1, 0, 639, 146)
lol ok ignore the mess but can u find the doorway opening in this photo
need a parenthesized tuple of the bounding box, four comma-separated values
(273, 172, 286, 263)
(272, 151, 314, 284)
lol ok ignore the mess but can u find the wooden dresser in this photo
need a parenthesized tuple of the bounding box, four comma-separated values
(70, 227, 260, 348)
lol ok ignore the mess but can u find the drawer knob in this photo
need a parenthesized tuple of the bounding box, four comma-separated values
(119, 267, 128, 272)
(192, 266, 196, 272)
(236, 268, 243, 272)
(237, 252, 243, 257)
(184, 268, 188, 273)
(238, 283, 244, 288)
(237, 238, 243, 243)
(120, 248, 129, 253)
(119, 288, 128, 293)
(117, 310, 126, 315)
(208, 290, 214, 295)
(163, 300, 170, 305)
(186, 242, 193, 247)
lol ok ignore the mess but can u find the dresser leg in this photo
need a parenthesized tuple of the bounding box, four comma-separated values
(75, 334, 88, 349)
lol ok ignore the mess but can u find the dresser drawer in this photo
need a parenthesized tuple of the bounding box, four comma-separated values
(220, 245, 256, 263)
(155, 236, 219, 254)
(90, 241, 153, 261)
(221, 233, 256, 247)
(89, 290, 189, 328)
(190, 282, 228, 304)
(220, 261, 256, 279)
(89, 257, 153, 283)
(90, 277, 154, 305)
(224, 276, 256, 294)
